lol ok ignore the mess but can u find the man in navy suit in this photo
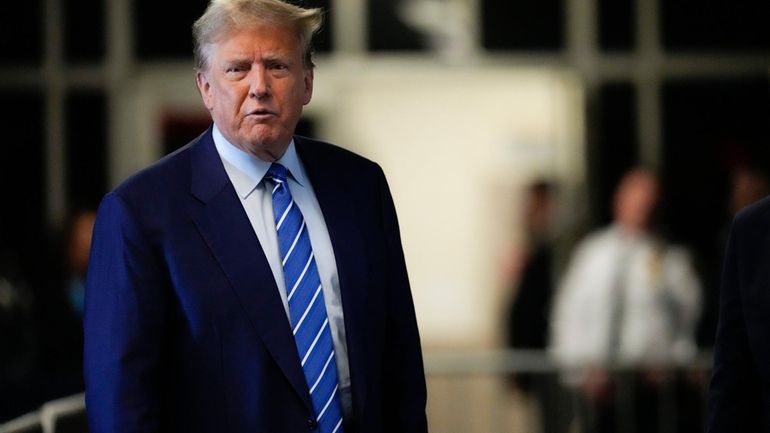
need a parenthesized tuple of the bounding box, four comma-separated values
(83, 0, 428, 432)
(708, 196, 770, 432)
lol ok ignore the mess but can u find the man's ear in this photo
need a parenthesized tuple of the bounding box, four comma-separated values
(302, 68, 314, 106)
(196, 70, 213, 110)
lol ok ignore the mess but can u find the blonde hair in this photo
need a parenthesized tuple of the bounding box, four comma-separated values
(193, 0, 323, 71)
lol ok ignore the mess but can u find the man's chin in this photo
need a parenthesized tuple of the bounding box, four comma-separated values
(235, 133, 291, 161)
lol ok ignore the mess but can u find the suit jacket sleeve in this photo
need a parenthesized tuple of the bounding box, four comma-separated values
(84, 192, 166, 433)
(707, 214, 762, 432)
(376, 166, 429, 433)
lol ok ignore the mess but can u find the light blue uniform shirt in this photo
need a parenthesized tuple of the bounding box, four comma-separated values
(212, 125, 352, 418)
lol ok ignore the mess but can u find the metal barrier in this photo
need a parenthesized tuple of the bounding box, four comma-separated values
(424, 350, 713, 433)
(0, 394, 85, 433)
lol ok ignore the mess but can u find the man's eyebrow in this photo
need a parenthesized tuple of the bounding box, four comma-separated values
(222, 57, 252, 67)
(262, 53, 291, 63)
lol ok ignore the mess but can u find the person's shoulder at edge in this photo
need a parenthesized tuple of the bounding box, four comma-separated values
(733, 194, 770, 230)
(721, 195, 770, 272)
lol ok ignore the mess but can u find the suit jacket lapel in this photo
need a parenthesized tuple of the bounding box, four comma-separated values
(188, 128, 313, 412)
(295, 137, 370, 421)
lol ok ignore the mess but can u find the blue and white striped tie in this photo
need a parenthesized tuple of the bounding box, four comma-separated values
(266, 163, 344, 433)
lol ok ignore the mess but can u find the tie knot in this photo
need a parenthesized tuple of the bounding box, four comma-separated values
(266, 163, 289, 184)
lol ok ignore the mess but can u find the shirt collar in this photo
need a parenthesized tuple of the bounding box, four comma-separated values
(212, 124, 307, 199)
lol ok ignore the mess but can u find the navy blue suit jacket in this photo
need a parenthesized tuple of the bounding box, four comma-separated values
(84, 128, 427, 433)
(708, 196, 770, 432)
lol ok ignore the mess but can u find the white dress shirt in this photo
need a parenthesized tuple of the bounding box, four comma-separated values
(549, 225, 702, 384)
(212, 125, 352, 417)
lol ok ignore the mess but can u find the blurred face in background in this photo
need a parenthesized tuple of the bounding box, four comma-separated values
(196, 24, 314, 161)
(525, 184, 554, 236)
(613, 169, 659, 234)
(730, 167, 770, 214)
(68, 211, 96, 275)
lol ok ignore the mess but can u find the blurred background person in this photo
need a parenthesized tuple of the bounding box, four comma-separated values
(504, 180, 563, 433)
(707, 169, 770, 432)
(698, 165, 770, 348)
(549, 168, 702, 433)
(36, 210, 96, 404)
(506, 181, 558, 369)
(62, 210, 96, 319)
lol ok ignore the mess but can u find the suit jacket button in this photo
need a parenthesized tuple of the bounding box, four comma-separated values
(307, 419, 318, 430)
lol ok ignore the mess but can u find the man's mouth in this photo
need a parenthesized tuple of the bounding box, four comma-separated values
(247, 109, 276, 117)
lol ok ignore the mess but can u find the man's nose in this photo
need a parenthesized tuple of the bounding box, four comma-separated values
(248, 66, 270, 99)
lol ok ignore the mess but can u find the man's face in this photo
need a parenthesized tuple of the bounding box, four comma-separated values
(196, 24, 313, 161)
(614, 172, 659, 233)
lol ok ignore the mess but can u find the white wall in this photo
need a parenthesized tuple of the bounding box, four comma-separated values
(315, 61, 585, 348)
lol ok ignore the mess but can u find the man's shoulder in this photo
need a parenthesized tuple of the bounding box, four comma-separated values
(734, 195, 770, 229)
(294, 135, 390, 198)
(294, 135, 381, 173)
(575, 227, 615, 251)
(730, 195, 770, 253)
